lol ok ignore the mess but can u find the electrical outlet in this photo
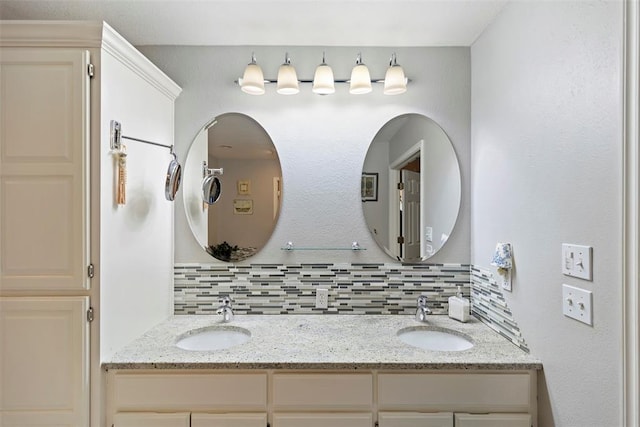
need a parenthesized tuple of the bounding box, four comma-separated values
(315, 288, 328, 309)
(562, 284, 593, 325)
(562, 243, 593, 280)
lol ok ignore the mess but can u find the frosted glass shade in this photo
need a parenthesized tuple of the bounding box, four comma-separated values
(383, 65, 407, 95)
(240, 63, 265, 95)
(350, 64, 372, 94)
(276, 63, 299, 95)
(312, 64, 335, 95)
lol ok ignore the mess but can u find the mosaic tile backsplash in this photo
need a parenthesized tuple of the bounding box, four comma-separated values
(174, 262, 529, 353)
(175, 263, 470, 315)
(471, 265, 530, 353)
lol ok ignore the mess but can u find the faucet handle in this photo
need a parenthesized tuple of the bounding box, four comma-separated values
(219, 295, 232, 306)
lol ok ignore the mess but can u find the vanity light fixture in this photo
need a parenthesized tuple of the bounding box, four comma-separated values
(349, 53, 372, 94)
(383, 53, 407, 95)
(276, 52, 299, 95)
(312, 52, 335, 95)
(236, 51, 409, 95)
(240, 53, 265, 95)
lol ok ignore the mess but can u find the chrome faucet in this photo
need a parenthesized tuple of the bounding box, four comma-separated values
(415, 295, 431, 322)
(216, 295, 234, 323)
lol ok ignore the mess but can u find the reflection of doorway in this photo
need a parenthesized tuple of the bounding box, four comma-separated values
(389, 142, 422, 260)
(401, 167, 420, 260)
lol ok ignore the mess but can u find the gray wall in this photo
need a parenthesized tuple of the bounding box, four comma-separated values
(139, 46, 471, 264)
(471, 1, 623, 425)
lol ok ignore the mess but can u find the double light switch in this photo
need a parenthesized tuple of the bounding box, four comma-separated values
(561, 243, 594, 326)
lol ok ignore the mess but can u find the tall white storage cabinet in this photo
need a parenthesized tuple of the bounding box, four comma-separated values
(0, 21, 181, 427)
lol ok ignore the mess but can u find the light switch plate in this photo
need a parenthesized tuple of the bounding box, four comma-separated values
(562, 284, 593, 325)
(562, 243, 593, 280)
(425, 226, 433, 242)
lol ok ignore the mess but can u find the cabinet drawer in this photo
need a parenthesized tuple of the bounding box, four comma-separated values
(191, 412, 267, 427)
(273, 412, 372, 427)
(378, 373, 533, 412)
(272, 373, 373, 410)
(113, 412, 190, 427)
(379, 411, 453, 427)
(454, 413, 532, 427)
(111, 373, 267, 411)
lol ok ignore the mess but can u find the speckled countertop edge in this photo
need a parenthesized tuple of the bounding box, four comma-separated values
(103, 315, 542, 371)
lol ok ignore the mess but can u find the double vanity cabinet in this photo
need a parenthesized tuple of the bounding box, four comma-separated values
(106, 369, 536, 427)
(104, 315, 542, 427)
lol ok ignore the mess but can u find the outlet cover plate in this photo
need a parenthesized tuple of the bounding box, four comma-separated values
(562, 284, 593, 325)
(562, 243, 593, 280)
(315, 288, 328, 309)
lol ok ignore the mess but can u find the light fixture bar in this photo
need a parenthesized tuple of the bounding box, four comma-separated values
(235, 78, 409, 85)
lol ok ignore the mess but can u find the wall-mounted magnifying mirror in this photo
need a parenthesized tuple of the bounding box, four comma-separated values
(183, 112, 283, 262)
(202, 173, 222, 204)
(362, 113, 461, 262)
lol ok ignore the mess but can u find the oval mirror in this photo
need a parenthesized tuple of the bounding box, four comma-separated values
(361, 114, 461, 262)
(183, 113, 283, 262)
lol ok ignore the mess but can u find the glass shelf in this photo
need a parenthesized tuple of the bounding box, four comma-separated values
(280, 241, 366, 251)
(280, 247, 367, 251)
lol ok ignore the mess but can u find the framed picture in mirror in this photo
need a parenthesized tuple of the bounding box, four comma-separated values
(233, 199, 253, 214)
(361, 172, 378, 202)
(237, 180, 251, 195)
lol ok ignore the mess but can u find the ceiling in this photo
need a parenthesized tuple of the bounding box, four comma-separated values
(0, 0, 507, 47)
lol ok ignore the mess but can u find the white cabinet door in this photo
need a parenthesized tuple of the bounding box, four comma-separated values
(273, 412, 373, 427)
(379, 411, 453, 427)
(0, 297, 90, 426)
(454, 413, 531, 427)
(191, 412, 267, 427)
(113, 412, 190, 427)
(0, 47, 90, 292)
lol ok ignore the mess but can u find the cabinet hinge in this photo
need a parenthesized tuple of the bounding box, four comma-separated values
(87, 63, 95, 78)
(397, 182, 405, 190)
(87, 263, 95, 279)
(397, 236, 405, 244)
(87, 307, 94, 322)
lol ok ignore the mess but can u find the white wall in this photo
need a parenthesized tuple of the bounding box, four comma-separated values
(138, 46, 471, 265)
(471, 2, 623, 425)
(99, 48, 177, 360)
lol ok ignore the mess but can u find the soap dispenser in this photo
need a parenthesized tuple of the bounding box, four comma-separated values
(448, 286, 470, 323)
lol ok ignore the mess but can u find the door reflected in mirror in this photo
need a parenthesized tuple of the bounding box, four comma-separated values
(362, 114, 461, 262)
(183, 113, 282, 262)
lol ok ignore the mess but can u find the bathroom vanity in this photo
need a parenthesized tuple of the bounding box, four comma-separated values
(104, 315, 541, 427)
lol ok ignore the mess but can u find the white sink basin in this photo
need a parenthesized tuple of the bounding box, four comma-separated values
(397, 326, 473, 351)
(176, 326, 250, 351)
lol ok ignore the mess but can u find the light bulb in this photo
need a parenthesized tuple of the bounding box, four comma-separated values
(312, 52, 335, 95)
(383, 53, 407, 95)
(350, 53, 372, 94)
(240, 53, 265, 95)
(276, 53, 299, 95)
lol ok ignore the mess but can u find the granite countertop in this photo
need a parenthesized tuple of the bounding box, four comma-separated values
(104, 315, 542, 371)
